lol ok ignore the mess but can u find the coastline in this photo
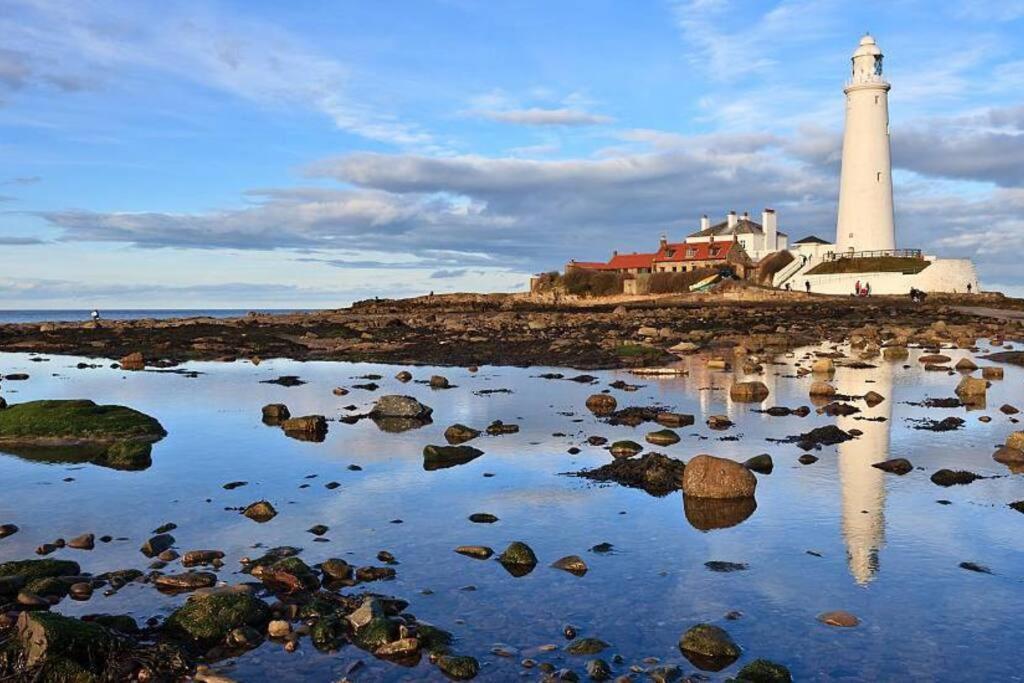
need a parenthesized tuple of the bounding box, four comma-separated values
(1, 290, 1020, 370)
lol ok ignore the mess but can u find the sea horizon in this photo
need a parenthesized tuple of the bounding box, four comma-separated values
(0, 308, 320, 324)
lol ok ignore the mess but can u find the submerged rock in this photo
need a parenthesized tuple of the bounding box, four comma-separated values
(260, 403, 290, 425)
(455, 546, 493, 560)
(775, 425, 854, 450)
(434, 654, 479, 680)
(682, 455, 756, 499)
(573, 452, 685, 496)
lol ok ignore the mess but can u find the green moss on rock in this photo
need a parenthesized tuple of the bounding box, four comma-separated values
(0, 559, 80, 581)
(435, 654, 480, 680)
(0, 400, 165, 441)
(162, 591, 271, 649)
(735, 658, 793, 682)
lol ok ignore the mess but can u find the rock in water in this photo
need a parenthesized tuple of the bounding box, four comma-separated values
(280, 415, 327, 439)
(565, 637, 609, 655)
(242, 500, 277, 522)
(954, 376, 987, 403)
(550, 555, 588, 576)
(423, 445, 484, 471)
(678, 623, 740, 671)
(585, 394, 617, 416)
(261, 403, 290, 424)
(930, 469, 981, 487)
(736, 658, 793, 682)
(743, 454, 773, 474)
(141, 533, 175, 558)
(993, 446, 1024, 465)
(455, 546, 493, 560)
(573, 452, 685, 496)
(817, 610, 859, 627)
(434, 655, 479, 680)
(682, 455, 757, 499)
(1007, 432, 1024, 451)
(0, 399, 166, 470)
(15, 611, 116, 669)
(645, 429, 680, 446)
(872, 458, 913, 475)
(119, 352, 145, 370)
(370, 395, 433, 419)
(444, 424, 481, 445)
(730, 381, 770, 402)
(497, 541, 537, 576)
(809, 381, 836, 398)
(162, 590, 271, 649)
(609, 440, 644, 458)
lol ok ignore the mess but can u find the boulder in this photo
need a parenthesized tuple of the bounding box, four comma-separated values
(1007, 432, 1024, 451)
(811, 358, 835, 375)
(743, 454, 773, 474)
(954, 376, 987, 401)
(261, 404, 290, 423)
(678, 623, 740, 671)
(119, 352, 145, 370)
(818, 610, 859, 627)
(370, 395, 433, 420)
(730, 381, 770, 402)
(982, 367, 1004, 380)
(280, 415, 327, 435)
(241, 501, 277, 523)
(585, 394, 617, 416)
(16, 611, 117, 669)
(656, 412, 695, 428)
(735, 659, 792, 682)
(682, 455, 757, 499)
(434, 655, 479, 680)
(497, 541, 537, 576)
(429, 375, 450, 389)
(550, 555, 588, 576)
(162, 590, 271, 649)
(444, 424, 480, 445)
(955, 358, 978, 371)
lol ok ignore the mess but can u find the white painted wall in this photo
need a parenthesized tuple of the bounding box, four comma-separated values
(803, 258, 979, 295)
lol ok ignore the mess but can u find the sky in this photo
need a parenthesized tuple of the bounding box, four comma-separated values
(1, 0, 1023, 308)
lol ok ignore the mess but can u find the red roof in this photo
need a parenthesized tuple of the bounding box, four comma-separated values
(653, 240, 737, 263)
(606, 252, 656, 269)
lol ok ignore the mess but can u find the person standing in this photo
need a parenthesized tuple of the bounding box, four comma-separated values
(805, 280, 811, 293)
(967, 282, 972, 294)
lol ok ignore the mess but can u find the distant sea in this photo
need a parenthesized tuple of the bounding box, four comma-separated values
(0, 309, 316, 324)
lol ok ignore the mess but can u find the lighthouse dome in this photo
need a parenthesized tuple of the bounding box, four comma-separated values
(853, 34, 882, 57)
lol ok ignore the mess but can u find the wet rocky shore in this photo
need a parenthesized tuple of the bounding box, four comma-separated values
(1, 291, 1020, 370)
(1, 291, 1024, 681)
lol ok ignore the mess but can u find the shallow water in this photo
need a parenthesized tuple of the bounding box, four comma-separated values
(0, 343, 1022, 682)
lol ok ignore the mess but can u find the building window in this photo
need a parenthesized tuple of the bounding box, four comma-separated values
(686, 249, 696, 258)
(876, 171, 881, 182)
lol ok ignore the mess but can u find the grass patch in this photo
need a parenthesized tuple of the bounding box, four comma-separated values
(0, 400, 165, 440)
(807, 257, 930, 276)
(616, 344, 663, 359)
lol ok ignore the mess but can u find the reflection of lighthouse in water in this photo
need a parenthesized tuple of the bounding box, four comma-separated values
(835, 360, 893, 585)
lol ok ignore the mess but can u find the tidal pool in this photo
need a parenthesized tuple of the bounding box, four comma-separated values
(0, 342, 1022, 681)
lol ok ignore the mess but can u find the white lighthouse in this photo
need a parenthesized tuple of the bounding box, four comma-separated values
(835, 35, 896, 254)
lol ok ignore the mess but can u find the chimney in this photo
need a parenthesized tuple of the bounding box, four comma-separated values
(612, 250, 618, 256)
(700, 214, 710, 232)
(742, 211, 749, 221)
(659, 233, 668, 250)
(727, 211, 737, 229)
(762, 208, 777, 249)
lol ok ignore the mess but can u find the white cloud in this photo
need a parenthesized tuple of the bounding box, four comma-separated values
(472, 107, 612, 126)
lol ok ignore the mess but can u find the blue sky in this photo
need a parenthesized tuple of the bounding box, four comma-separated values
(2, 0, 1023, 307)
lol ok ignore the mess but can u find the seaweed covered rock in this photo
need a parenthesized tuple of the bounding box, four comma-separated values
(162, 589, 271, 650)
(736, 658, 793, 682)
(0, 559, 80, 582)
(0, 400, 166, 470)
(574, 452, 685, 496)
(12, 611, 117, 674)
(253, 557, 320, 594)
(434, 654, 480, 680)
